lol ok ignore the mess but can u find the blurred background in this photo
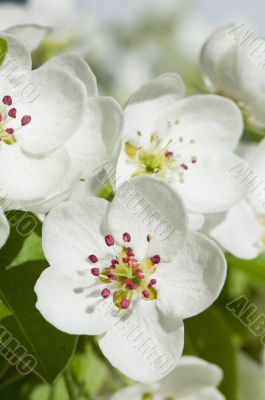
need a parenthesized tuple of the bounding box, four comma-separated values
(1, 0, 265, 102)
(0, 1, 265, 399)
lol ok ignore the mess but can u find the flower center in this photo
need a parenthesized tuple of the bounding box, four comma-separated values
(125, 124, 198, 184)
(88, 232, 159, 310)
(0, 95, 32, 145)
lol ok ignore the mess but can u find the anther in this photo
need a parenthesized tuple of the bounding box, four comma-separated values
(91, 268, 100, 277)
(88, 254, 98, 263)
(151, 255, 160, 264)
(120, 299, 130, 309)
(165, 151, 174, 158)
(105, 234, 115, 246)
(123, 232, 131, 242)
(126, 247, 134, 257)
(8, 108, 17, 118)
(125, 279, 137, 290)
(135, 269, 144, 279)
(128, 259, 138, 268)
(21, 115, 32, 126)
(2, 96, 12, 106)
(101, 288, 111, 298)
(181, 163, 188, 170)
(148, 279, 157, 288)
(142, 290, 150, 298)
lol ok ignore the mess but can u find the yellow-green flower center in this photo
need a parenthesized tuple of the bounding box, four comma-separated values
(89, 232, 159, 310)
(125, 131, 197, 184)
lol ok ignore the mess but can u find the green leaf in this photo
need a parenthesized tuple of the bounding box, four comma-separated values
(0, 299, 11, 320)
(0, 211, 43, 269)
(227, 253, 265, 287)
(72, 341, 108, 396)
(0, 37, 8, 65)
(184, 307, 238, 400)
(0, 261, 77, 384)
(29, 378, 69, 400)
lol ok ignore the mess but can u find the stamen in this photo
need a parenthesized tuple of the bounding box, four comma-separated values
(105, 234, 115, 246)
(147, 234, 152, 242)
(107, 273, 117, 281)
(120, 299, 130, 309)
(101, 288, 111, 298)
(88, 254, 98, 263)
(2, 95, 12, 106)
(21, 115, 32, 126)
(148, 279, 157, 288)
(8, 108, 17, 118)
(126, 247, 134, 257)
(142, 290, 150, 298)
(151, 255, 160, 264)
(91, 268, 100, 277)
(125, 279, 138, 290)
(128, 259, 138, 268)
(165, 151, 174, 158)
(181, 163, 188, 170)
(123, 232, 131, 242)
(5, 128, 14, 135)
(135, 269, 144, 279)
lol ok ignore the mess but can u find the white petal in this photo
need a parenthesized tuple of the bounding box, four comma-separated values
(159, 356, 223, 396)
(181, 387, 224, 400)
(200, 24, 236, 90)
(0, 211, 9, 249)
(42, 198, 110, 276)
(99, 301, 184, 383)
(0, 143, 70, 201)
(0, 31, 31, 78)
(5, 25, 50, 52)
(155, 231, 226, 319)
(201, 24, 265, 129)
(108, 176, 188, 261)
(65, 96, 123, 185)
(210, 200, 262, 259)
(15, 67, 86, 155)
(35, 266, 110, 335)
(155, 94, 243, 151)
(11, 191, 70, 214)
(175, 147, 248, 214)
(123, 73, 185, 145)
(188, 213, 205, 231)
(41, 53, 98, 97)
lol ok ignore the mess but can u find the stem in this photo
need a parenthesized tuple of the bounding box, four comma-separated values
(63, 366, 79, 400)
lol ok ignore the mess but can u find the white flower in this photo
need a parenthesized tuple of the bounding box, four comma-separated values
(116, 73, 247, 215)
(0, 210, 9, 249)
(0, 33, 122, 213)
(238, 351, 265, 400)
(210, 139, 265, 259)
(0, 0, 102, 56)
(201, 24, 265, 129)
(35, 176, 226, 383)
(110, 356, 224, 400)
